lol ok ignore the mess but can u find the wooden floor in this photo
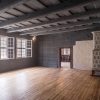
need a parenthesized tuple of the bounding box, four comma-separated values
(0, 67, 100, 100)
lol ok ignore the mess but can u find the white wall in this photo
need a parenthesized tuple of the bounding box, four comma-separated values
(73, 40, 93, 70)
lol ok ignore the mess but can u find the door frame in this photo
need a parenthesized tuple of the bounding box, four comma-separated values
(58, 47, 73, 68)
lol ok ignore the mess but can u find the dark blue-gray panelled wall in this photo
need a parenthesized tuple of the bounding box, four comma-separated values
(0, 43, 37, 72)
(0, 30, 92, 72)
(37, 31, 92, 67)
(0, 31, 37, 73)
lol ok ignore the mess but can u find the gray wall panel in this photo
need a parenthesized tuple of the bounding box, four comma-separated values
(37, 31, 92, 67)
(0, 30, 38, 73)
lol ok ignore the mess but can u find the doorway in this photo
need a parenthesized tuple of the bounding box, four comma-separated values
(59, 47, 73, 68)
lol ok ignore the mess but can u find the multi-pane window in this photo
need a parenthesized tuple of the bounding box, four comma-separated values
(0, 36, 32, 60)
(0, 36, 14, 59)
(17, 38, 32, 58)
(8, 38, 14, 59)
(27, 40, 32, 57)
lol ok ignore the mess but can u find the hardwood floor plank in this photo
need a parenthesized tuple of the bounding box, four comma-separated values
(0, 67, 99, 100)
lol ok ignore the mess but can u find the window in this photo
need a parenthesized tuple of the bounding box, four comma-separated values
(16, 38, 32, 58)
(8, 37, 14, 59)
(27, 40, 32, 57)
(0, 36, 14, 59)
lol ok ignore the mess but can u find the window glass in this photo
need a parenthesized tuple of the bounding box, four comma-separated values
(0, 37, 7, 47)
(0, 36, 14, 59)
(1, 48, 7, 59)
(17, 39, 32, 58)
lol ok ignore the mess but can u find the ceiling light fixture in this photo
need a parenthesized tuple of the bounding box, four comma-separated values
(32, 36, 36, 41)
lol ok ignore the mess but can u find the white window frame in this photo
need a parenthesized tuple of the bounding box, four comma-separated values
(7, 37, 15, 59)
(27, 40, 32, 58)
(16, 38, 32, 58)
(0, 35, 14, 60)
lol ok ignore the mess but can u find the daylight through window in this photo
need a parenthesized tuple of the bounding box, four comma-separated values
(0, 36, 14, 59)
(17, 38, 32, 58)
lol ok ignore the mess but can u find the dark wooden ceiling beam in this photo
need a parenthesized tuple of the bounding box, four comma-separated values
(37, 0, 49, 8)
(8, 8, 100, 32)
(9, 18, 100, 33)
(0, 0, 31, 14)
(21, 24, 100, 36)
(0, 0, 94, 28)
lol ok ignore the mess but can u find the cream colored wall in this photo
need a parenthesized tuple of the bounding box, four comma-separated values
(73, 40, 93, 70)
